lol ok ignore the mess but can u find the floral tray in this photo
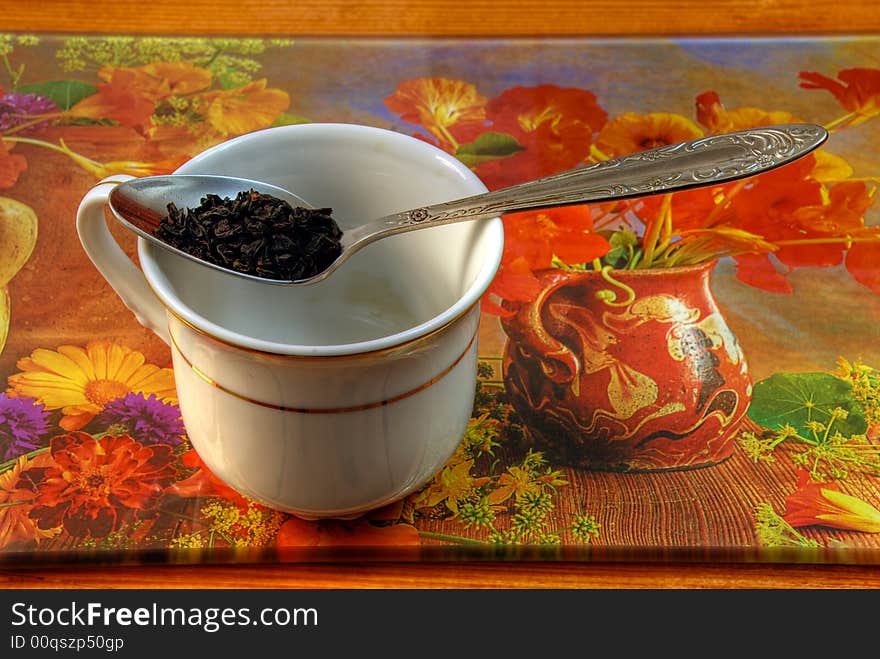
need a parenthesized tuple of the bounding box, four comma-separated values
(1, 33, 879, 565)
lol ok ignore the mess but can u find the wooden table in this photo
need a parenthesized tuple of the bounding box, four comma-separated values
(1, 0, 879, 589)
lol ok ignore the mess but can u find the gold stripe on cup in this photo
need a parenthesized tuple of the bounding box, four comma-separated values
(168, 326, 478, 414)
(144, 270, 481, 361)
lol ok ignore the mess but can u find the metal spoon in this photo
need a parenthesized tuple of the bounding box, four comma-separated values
(108, 123, 828, 286)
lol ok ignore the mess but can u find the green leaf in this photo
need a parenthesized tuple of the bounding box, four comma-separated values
(747, 372, 867, 436)
(271, 113, 312, 127)
(456, 132, 525, 167)
(17, 79, 97, 110)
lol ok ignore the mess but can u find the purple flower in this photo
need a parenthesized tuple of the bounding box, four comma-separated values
(97, 393, 186, 445)
(0, 92, 59, 133)
(0, 393, 50, 461)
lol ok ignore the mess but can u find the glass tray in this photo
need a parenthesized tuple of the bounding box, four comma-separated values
(1, 33, 879, 566)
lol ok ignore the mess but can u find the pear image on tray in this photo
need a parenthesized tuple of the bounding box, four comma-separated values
(0, 196, 38, 355)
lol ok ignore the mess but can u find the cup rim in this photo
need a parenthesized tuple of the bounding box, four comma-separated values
(139, 123, 504, 357)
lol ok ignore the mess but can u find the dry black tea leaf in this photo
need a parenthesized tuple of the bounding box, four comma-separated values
(155, 190, 343, 280)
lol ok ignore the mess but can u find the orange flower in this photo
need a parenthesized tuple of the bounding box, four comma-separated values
(695, 91, 803, 133)
(168, 448, 249, 509)
(595, 112, 703, 158)
(477, 85, 607, 188)
(68, 62, 212, 133)
(68, 69, 161, 131)
(127, 62, 213, 97)
(0, 138, 27, 189)
(0, 452, 60, 549)
(799, 67, 880, 126)
(195, 79, 290, 137)
(276, 515, 420, 547)
(25, 432, 176, 539)
(384, 77, 487, 151)
(783, 470, 880, 533)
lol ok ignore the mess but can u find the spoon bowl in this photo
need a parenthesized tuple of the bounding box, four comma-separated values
(108, 174, 317, 285)
(108, 123, 828, 286)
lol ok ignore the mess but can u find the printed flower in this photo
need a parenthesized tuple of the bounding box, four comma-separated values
(783, 470, 880, 533)
(595, 112, 703, 158)
(476, 85, 608, 188)
(0, 452, 60, 549)
(384, 77, 488, 151)
(0, 92, 59, 133)
(276, 515, 420, 547)
(68, 61, 213, 132)
(846, 237, 880, 294)
(695, 91, 803, 133)
(67, 68, 161, 131)
(94, 393, 186, 445)
(47, 137, 189, 181)
(483, 205, 611, 315)
(197, 500, 285, 548)
(0, 138, 27, 189)
(25, 431, 176, 539)
(168, 449, 248, 508)
(7, 341, 177, 431)
(634, 186, 727, 234)
(730, 156, 873, 273)
(195, 79, 290, 136)
(799, 67, 880, 127)
(0, 393, 50, 461)
(409, 458, 491, 514)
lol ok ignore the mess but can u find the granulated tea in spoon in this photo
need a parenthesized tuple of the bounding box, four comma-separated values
(155, 189, 343, 280)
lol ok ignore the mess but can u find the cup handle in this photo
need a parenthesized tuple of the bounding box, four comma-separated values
(76, 176, 170, 346)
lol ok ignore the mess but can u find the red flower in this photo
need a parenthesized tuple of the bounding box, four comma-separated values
(476, 85, 607, 188)
(799, 68, 880, 126)
(732, 253, 793, 294)
(846, 237, 880, 294)
(483, 206, 611, 315)
(784, 470, 880, 533)
(503, 205, 609, 269)
(25, 432, 176, 539)
(168, 449, 249, 509)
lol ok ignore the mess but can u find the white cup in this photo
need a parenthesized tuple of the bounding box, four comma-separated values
(76, 123, 503, 519)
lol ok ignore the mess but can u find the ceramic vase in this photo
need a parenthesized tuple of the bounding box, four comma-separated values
(500, 261, 751, 471)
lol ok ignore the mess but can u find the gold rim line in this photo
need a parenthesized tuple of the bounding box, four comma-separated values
(168, 327, 478, 414)
(144, 266, 482, 360)
(165, 297, 478, 360)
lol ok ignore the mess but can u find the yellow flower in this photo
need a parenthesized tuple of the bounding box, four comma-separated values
(409, 458, 490, 513)
(488, 465, 540, 505)
(7, 341, 177, 431)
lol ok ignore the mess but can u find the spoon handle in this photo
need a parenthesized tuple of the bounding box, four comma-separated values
(344, 123, 827, 248)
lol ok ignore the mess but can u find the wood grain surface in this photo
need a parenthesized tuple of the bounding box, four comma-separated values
(2, 0, 879, 590)
(1, 0, 879, 36)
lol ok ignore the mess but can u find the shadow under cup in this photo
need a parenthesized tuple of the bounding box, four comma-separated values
(143, 124, 504, 518)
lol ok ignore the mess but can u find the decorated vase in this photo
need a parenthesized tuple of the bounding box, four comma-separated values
(500, 261, 752, 471)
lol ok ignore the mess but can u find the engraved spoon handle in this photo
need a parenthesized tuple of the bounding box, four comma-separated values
(343, 124, 827, 250)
